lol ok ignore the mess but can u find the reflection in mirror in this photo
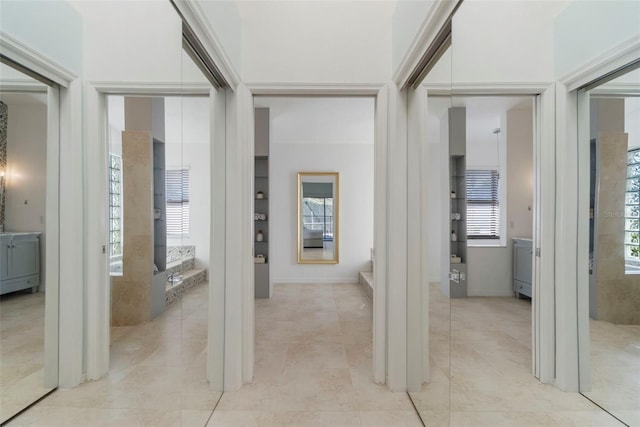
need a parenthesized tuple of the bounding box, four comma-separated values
(298, 172, 339, 264)
(0, 62, 55, 423)
(579, 64, 640, 426)
(406, 44, 452, 424)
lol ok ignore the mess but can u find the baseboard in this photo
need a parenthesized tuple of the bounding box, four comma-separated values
(273, 278, 359, 284)
(467, 290, 516, 297)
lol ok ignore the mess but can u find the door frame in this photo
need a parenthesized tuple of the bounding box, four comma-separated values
(0, 31, 82, 388)
(83, 82, 222, 383)
(229, 83, 391, 389)
(409, 82, 557, 386)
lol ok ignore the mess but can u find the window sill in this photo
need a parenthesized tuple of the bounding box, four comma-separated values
(468, 240, 506, 248)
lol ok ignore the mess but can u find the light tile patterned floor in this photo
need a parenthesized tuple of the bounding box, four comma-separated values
(208, 282, 421, 427)
(0, 291, 50, 423)
(6, 282, 220, 427)
(5, 281, 635, 426)
(409, 283, 629, 427)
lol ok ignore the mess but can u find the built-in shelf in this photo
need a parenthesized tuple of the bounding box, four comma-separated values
(449, 107, 468, 298)
(254, 107, 271, 299)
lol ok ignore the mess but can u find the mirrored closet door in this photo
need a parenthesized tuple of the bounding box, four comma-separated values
(578, 62, 640, 427)
(0, 59, 59, 424)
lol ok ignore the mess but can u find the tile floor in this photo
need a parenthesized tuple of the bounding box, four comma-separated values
(4, 281, 636, 427)
(6, 282, 221, 427)
(0, 291, 51, 423)
(409, 283, 629, 427)
(584, 319, 640, 426)
(208, 282, 422, 427)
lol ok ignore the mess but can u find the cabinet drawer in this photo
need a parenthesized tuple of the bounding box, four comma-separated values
(0, 274, 40, 295)
(514, 279, 532, 298)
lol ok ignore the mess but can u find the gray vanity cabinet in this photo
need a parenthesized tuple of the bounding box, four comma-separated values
(513, 238, 533, 298)
(0, 233, 41, 295)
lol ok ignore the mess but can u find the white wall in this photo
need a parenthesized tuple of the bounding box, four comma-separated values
(264, 97, 375, 284)
(238, 1, 394, 83)
(626, 97, 640, 150)
(452, 1, 567, 84)
(392, 0, 437, 74)
(271, 144, 374, 283)
(554, 0, 640, 79)
(70, 0, 206, 84)
(2, 95, 48, 289)
(1, 0, 83, 75)
(198, 1, 242, 75)
(164, 96, 210, 271)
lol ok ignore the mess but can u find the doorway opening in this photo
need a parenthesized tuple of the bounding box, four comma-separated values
(218, 95, 381, 413)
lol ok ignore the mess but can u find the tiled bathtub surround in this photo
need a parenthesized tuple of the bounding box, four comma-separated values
(166, 270, 207, 305)
(167, 246, 196, 264)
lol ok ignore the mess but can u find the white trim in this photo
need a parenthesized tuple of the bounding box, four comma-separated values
(241, 86, 254, 385)
(246, 83, 385, 96)
(230, 83, 389, 390)
(554, 83, 579, 391)
(393, 0, 461, 88)
(43, 85, 60, 388)
(419, 85, 557, 387)
(386, 84, 408, 391)
(84, 82, 221, 384)
(406, 85, 429, 391)
(535, 86, 557, 384)
(0, 31, 76, 87)
(423, 82, 553, 96)
(84, 86, 110, 381)
(576, 89, 591, 392)
(559, 35, 640, 92)
(591, 83, 640, 97)
(3, 31, 84, 389)
(172, 0, 241, 89)
(422, 82, 553, 96)
(58, 77, 84, 388)
(0, 80, 48, 92)
(89, 81, 211, 96)
(223, 85, 245, 390)
(373, 86, 388, 385)
(271, 278, 360, 284)
(208, 86, 226, 391)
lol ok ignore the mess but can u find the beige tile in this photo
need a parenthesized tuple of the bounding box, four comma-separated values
(358, 410, 423, 427)
(206, 410, 275, 427)
(271, 411, 361, 427)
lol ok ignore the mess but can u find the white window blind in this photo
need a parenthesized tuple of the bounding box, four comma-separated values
(166, 168, 190, 235)
(467, 169, 500, 240)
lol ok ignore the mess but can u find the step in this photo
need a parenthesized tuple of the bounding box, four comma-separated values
(166, 268, 207, 305)
(359, 271, 373, 300)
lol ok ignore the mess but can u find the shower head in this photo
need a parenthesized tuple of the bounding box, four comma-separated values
(492, 128, 501, 134)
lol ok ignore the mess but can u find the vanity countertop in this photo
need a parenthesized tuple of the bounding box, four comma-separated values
(512, 237, 533, 242)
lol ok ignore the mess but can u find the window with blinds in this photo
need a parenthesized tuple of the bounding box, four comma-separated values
(466, 169, 500, 239)
(166, 168, 190, 235)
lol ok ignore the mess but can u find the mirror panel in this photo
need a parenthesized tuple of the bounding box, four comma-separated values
(297, 172, 339, 264)
(578, 65, 640, 427)
(0, 62, 55, 423)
